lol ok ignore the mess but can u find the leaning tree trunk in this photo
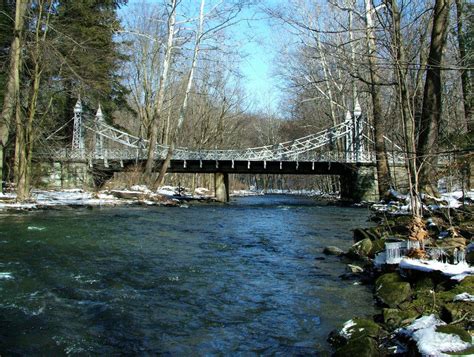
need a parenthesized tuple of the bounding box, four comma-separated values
(387, 0, 421, 217)
(0, 0, 27, 191)
(144, 0, 177, 176)
(154, 0, 205, 189)
(455, 0, 472, 133)
(417, 0, 451, 195)
(455, 0, 472, 190)
(15, 0, 52, 201)
(364, 0, 391, 198)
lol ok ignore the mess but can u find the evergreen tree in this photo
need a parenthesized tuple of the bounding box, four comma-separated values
(0, 0, 14, 109)
(51, 0, 129, 135)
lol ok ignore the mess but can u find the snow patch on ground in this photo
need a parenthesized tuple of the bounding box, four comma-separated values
(0, 188, 157, 210)
(157, 186, 180, 196)
(400, 258, 474, 280)
(454, 292, 474, 302)
(130, 185, 150, 193)
(27, 226, 46, 231)
(231, 189, 263, 197)
(371, 189, 473, 214)
(339, 319, 356, 339)
(398, 315, 471, 356)
(0, 272, 14, 280)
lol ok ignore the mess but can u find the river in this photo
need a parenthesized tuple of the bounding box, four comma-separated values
(0, 195, 376, 355)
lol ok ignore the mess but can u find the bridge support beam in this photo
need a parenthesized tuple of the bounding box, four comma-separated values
(214, 172, 229, 203)
(340, 165, 379, 202)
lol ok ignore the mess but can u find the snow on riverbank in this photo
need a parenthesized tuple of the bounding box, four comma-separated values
(231, 188, 338, 199)
(0, 188, 179, 210)
(0, 189, 128, 210)
(371, 189, 474, 214)
(398, 315, 472, 356)
(400, 258, 474, 281)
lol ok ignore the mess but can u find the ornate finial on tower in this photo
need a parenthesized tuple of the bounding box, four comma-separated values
(74, 98, 82, 114)
(345, 110, 352, 121)
(96, 104, 104, 123)
(354, 97, 362, 118)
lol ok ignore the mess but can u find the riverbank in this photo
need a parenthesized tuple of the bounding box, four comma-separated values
(326, 195, 474, 356)
(0, 186, 343, 211)
(0, 186, 216, 211)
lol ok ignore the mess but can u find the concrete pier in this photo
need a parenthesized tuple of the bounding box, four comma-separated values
(214, 172, 229, 202)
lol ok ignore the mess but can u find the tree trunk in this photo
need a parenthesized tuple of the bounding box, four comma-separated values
(364, 0, 391, 198)
(154, 0, 205, 189)
(455, 0, 472, 190)
(14, 0, 52, 201)
(387, 0, 421, 217)
(455, 0, 472, 133)
(417, 0, 451, 195)
(0, 0, 27, 191)
(144, 0, 177, 175)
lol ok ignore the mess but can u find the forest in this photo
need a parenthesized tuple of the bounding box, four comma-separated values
(0, 0, 472, 208)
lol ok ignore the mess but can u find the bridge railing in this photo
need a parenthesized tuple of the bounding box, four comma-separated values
(34, 146, 378, 164)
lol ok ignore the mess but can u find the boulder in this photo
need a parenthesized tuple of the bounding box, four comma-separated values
(347, 264, 364, 274)
(436, 325, 472, 343)
(323, 246, 344, 256)
(460, 276, 474, 291)
(376, 281, 411, 307)
(110, 190, 147, 200)
(333, 336, 378, 357)
(370, 238, 386, 256)
(383, 308, 419, 330)
(375, 272, 403, 288)
(375, 273, 411, 308)
(467, 251, 474, 265)
(413, 276, 435, 294)
(353, 227, 381, 242)
(348, 238, 373, 259)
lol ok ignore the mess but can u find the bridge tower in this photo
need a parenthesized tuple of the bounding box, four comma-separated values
(344, 98, 364, 162)
(95, 105, 105, 157)
(71, 99, 84, 152)
(353, 98, 364, 162)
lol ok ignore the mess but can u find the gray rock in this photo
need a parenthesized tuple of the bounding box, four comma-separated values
(347, 264, 364, 273)
(348, 238, 373, 259)
(323, 246, 345, 256)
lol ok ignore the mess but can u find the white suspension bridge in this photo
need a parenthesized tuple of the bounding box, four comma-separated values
(37, 99, 407, 201)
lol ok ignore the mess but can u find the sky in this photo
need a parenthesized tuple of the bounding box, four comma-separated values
(121, 0, 283, 113)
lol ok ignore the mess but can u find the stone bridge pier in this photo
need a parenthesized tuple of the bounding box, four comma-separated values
(214, 172, 230, 203)
(340, 165, 379, 202)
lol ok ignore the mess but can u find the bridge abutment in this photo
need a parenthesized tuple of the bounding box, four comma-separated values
(33, 162, 94, 190)
(340, 165, 379, 202)
(214, 172, 229, 203)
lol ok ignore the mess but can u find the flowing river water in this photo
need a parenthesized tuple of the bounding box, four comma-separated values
(0, 195, 377, 355)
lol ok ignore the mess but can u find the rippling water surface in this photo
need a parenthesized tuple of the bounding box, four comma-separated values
(0, 195, 376, 355)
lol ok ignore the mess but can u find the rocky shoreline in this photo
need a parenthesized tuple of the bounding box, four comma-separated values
(325, 203, 474, 356)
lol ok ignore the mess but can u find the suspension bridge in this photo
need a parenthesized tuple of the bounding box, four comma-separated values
(37, 100, 405, 202)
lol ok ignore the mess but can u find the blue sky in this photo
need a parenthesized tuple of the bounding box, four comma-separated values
(121, 0, 282, 113)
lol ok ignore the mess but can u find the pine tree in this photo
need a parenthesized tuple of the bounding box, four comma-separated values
(0, 0, 14, 109)
(51, 0, 129, 135)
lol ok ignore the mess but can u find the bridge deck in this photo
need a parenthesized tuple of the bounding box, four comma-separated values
(90, 159, 374, 175)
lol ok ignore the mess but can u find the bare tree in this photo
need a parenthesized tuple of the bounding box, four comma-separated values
(385, 0, 421, 216)
(155, 0, 206, 188)
(455, 0, 472, 133)
(14, 0, 54, 201)
(145, 0, 179, 175)
(417, 0, 451, 195)
(0, 0, 27, 189)
(364, 0, 391, 198)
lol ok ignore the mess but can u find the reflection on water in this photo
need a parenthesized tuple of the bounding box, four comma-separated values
(0, 195, 375, 354)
